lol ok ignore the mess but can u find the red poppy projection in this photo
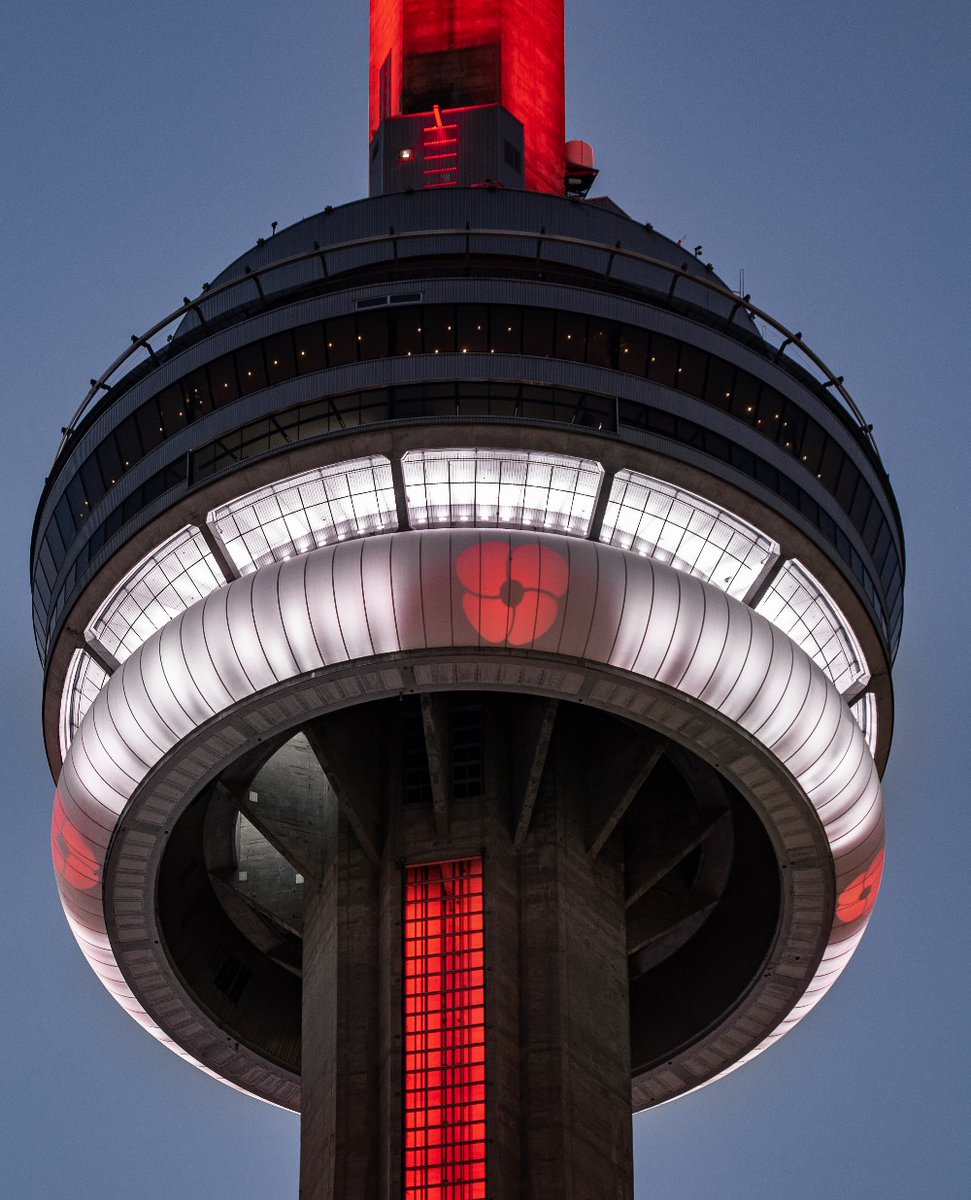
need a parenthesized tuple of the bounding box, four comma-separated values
(404, 858, 486, 1200)
(51, 791, 100, 891)
(456, 541, 568, 646)
(835, 848, 885, 923)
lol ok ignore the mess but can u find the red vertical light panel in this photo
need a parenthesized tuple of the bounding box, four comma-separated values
(404, 858, 486, 1200)
(370, 0, 566, 195)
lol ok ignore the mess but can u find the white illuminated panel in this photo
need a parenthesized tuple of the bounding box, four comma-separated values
(87, 525, 224, 664)
(599, 469, 778, 600)
(208, 456, 397, 575)
(402, 448, 603, 535)
(58, 649, 109, 759)
(755, 559, 869, 694)
(851, 691, 878, 757)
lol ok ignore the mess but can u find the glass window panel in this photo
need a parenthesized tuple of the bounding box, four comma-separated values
(86, 525, 225, 663)
(676, 343, 707, 395)
(403, 448, 603, 536)
(356, 310, 390, 361)
(586, 321, 614, 369)
(521, 308, 554, 358)
(703, 357, 735, 412)
(54, 491, 79, 546)
(392, 310, 424, 357)
(79, 455, 106, 512)
(835, 456, 860, 510)
(648, 334, 678, 387)
(488, 306, 522, 355)
(599, 469, 779, 600)
(797, 418, 826, 475)
(456, 306, 489, 354)
(554, 311, 587, 362)
(58, 649, 110, 758)
(294, 322, 327, 373)
(96, 433, 124, 490)
(618, 325, 650, 375)
(157, 385, 188, 436)
(421, 307, 457, 355)
(208, 456, 397, 575)
(755, 558, 869, 693)
(236, 342, 269, 396)
(209, 353, 240, 406)
(265, 332, 297, 384)
(180, 366, 214, 417)
(850, 691, 878, 757)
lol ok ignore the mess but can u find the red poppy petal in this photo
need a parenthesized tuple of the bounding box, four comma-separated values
(51, 791, 101, 891)
(510, 544, 543, 590)
(465, 594, 515, 644)
(537, 545, 570, 596)
(835, 848, 885, 923)
(456, 542, 509, 597)
(507, 590, 560, 646)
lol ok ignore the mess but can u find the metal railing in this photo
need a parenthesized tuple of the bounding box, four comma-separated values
(55, 226, 878, 462)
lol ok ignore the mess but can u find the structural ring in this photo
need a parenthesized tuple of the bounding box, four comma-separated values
(53, 529, 885, 1106)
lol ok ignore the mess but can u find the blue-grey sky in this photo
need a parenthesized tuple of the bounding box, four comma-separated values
(2, 2, 968, 1196)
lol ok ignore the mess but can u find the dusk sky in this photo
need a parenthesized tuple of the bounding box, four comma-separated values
(3, 2, 968, 1196)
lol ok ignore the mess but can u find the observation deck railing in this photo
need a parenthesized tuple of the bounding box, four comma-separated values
(53, 228, 879, 465)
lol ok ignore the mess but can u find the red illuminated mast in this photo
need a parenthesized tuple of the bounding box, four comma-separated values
(369, 0, 567, 195)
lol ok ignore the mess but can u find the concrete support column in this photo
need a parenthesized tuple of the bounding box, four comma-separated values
(300, 792, 381, 1200)
(517, 749, 634, 1200)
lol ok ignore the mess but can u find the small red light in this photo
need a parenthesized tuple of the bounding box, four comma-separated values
(399, 148, 414, 161)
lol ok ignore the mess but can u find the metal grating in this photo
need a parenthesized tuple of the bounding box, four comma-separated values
(86, 525, 224, 663)
(403, 448, 603, 536)
(599, 469, 778, 601)
(208, 456, 397, 575)
(755, 559, 869, 694)
(404, 858, 486, 1200)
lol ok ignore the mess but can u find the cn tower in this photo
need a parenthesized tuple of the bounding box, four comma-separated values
(33, 2, 903, 1198)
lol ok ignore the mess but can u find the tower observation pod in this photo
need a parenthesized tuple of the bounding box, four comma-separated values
(33, 2, 904, 1198)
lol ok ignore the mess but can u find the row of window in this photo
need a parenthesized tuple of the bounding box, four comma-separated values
(190, 383, 898, 644)
(39, 303, 891, 565)
(57, 454, 871, 754)
(33, 378, 900, 663)
(618, 400, 903, 645)
(34, 308, 901, 657)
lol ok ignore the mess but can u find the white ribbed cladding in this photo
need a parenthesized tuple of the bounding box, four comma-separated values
(53, 529, 884, 1105)
(60, 451, 875, 760)
(58, 649, 109, 759)
(851, 691, 878, 757)
(402, 448, 603, 535)
(208, 456, 397, 575)
(755, 559, 869, 694)
(598, 468, 778, 600)
(85, 525, 224, 663)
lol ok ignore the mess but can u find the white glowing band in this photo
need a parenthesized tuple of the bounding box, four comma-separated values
(755, 558, 869, 694)
(86, 525, 224, 664)
(599, 468, 778, 601)
(58, 649, 109, 760)
(59, 454, 874, 760)
(55, 530, 883, 1106)
(208, 455, 397, 576)
(402, 448, 603, 536)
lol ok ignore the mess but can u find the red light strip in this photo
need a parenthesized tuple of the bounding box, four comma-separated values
(404, 858, 486, 1200)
